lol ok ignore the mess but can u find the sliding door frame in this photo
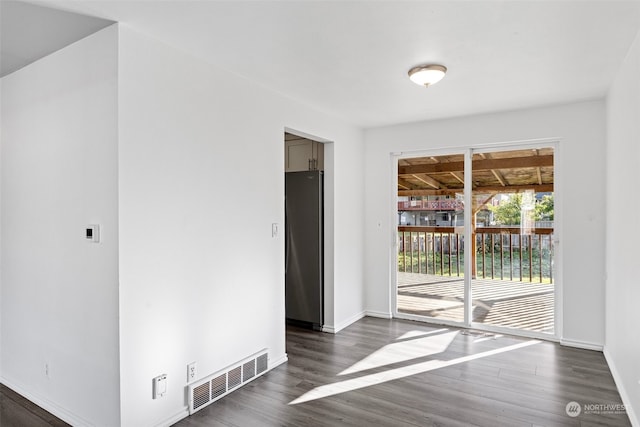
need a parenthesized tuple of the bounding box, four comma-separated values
(390, 145, 471, 330)
(391, 138, 562, 341)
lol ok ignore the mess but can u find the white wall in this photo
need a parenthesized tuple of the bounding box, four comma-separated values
(0, 26, 120, 426)
(118, 26, 364, 426)
(605, 28, 640, 426)
(364, 101, 606, 347)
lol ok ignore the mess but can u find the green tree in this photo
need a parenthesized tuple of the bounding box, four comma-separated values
(489, 193, 554, 225)
(535, 194, 554, 220)
(490, 194, 522, 225)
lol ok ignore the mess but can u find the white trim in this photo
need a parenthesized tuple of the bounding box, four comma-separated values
(321, 323, 336, 333)
(393, 138, 562, 160)
(322, 140, 336, 336)
(322, 325, 336, 333)
(365, 310, 393, 319)
(469, 322, 558, 342)
(463, 148, 472, 327)
(284, 127, 336, 343)
(604, 348, 639, 427)
(269, 354, 289, 369)
(471, 138, 562, 154)
(552, 139, 563, 341)
(394, 312, 466, 329)
(393, 313, 559, 343)
(560, 338, 603, 351)
(0, 377, 94, 427)
(390, 153, 399, 318)
(324, 311, 366, 334)
(284, 127, 332, 144)
(155, 409, 189, 427)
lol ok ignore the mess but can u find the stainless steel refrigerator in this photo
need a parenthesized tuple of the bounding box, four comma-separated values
(285, 170, 323, 330)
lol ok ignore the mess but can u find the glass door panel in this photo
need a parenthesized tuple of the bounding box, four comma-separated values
(470, 147, 555, 334)
(396, 153, 466, 323)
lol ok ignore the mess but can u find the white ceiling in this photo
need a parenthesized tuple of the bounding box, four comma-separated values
(0, 1, 113, 77)
(5, 1, 640, 128)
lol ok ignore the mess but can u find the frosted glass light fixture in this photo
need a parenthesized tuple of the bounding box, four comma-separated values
(408, 64, 447, 87)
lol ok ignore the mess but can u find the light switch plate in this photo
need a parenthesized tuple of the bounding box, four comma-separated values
(153, 374, 167, 399)
(86, 225, 100, 243)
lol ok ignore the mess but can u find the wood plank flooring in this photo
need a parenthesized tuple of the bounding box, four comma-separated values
(176, 317, 630, 427)
(0, 317, 630, 426)
(0, 384, 70, 427)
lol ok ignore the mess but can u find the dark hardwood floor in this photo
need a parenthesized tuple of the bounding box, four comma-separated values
(0, 383, 70, 427)
(0, 317, 631, 426)
(176, 317, 630, 427)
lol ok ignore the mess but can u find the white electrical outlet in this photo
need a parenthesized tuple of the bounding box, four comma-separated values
(187, 362, 197, 383)
(153, 374, 167, 399)
(44, 363, 49, 378)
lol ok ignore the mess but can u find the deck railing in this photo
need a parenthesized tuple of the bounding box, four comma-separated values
(398, 226, 554, 283)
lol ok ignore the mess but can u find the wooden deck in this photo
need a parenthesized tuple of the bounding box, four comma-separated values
(398, 272, 554, 333)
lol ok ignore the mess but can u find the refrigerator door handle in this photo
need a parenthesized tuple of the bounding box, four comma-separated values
(285, 203, 290, 274)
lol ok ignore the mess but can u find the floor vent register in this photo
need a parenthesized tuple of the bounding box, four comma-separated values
(188, 349, 269, 414)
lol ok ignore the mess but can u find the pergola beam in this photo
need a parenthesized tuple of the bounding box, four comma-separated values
(398, 178, 419, 190)
(491, 169, 507, 186)
(398, 183, 553, 197)
(450, 172, 464, 184)
(398, 155, 553, 176)
(537, 167, 543, 185)
(411, 174, 445, 189)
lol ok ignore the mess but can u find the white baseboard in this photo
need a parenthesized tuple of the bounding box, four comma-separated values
(155, 409, 189, 427)
(269, 354, 288, 369)
(604, 348, 639, 427)
(0, 376, 93, 427)
(365, 310, 393, 319)
(559, 338, 603, 351)
(322, 324, 336, 333)
(324, 311, 366, 334)
(322, 310, 392, 334)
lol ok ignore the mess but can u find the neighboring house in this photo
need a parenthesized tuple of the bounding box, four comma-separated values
(398, 196, 465, 226)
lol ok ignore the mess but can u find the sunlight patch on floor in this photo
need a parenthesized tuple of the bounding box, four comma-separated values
(338, 329, 456, 376)
(396, 328, 450, 340)
(289, 339, 540, 405)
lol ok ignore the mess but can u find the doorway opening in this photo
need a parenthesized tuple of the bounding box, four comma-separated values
(284, 132, 325, 331)
(395, 143, 557, 337)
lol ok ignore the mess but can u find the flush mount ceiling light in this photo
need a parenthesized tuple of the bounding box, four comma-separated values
(408, 64, 447, 87)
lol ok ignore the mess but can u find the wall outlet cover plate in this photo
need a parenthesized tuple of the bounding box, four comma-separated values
(153, 374, 167, 399)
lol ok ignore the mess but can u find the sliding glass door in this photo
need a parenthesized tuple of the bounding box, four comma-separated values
(396, 153, 467, 324)
(395, 143, 556, 336)
(470, 147, 554, 333)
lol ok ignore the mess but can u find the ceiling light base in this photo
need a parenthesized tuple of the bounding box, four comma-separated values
(408, 64, 447, 87)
